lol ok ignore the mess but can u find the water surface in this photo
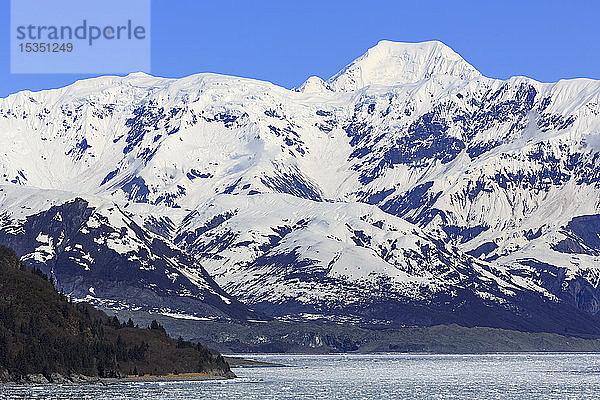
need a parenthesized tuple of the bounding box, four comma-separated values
(2, 353, 600, 399)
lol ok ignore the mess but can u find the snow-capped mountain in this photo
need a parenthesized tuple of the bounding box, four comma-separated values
(0, 185, 262, 321)
(1, 40, 600, 334)
(326, 40, 481, 91)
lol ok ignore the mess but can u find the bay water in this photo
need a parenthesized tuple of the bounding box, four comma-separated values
(2, 353, 599, 399)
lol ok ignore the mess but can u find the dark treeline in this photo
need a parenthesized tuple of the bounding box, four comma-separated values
(0, 246, 232, 381)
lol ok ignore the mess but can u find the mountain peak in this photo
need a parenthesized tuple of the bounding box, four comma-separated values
(327, 40, 481, 91)
(297, 76, 332, 93)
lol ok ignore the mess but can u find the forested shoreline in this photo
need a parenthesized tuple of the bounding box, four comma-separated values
(0, 245, 233, 383)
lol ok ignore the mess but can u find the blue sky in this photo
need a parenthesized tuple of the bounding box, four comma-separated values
(1, 0, 598, 97)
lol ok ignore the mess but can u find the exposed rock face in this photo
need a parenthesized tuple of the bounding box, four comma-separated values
(49, 373, 69, 384)
(0, 368, 11, 383)
(24, 374, 50, 384)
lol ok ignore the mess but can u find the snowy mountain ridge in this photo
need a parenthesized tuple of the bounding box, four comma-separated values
(1, 40, 600, 333)
(326, 40, 481, 91)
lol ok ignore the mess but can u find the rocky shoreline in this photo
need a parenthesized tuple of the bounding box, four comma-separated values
(0, 357, 285, 385)
(1, 371, 107, 385)
(0, 370, 234, 385)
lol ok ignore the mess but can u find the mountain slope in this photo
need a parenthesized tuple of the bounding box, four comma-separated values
(172, 193, 600, 334)
(0, 186, 263, 321)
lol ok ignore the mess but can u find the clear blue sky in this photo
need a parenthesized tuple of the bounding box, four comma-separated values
(1, 0, 599, 97)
